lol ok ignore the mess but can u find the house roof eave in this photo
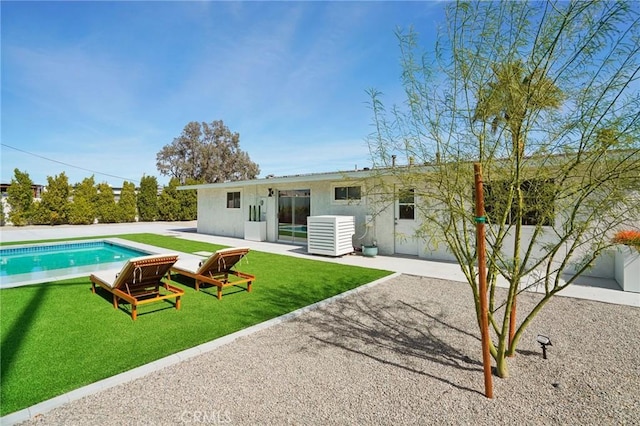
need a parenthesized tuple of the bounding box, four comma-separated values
(176, 168, 393, 190)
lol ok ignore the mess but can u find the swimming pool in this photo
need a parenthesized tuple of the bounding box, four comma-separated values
(0, 239, 153, 288)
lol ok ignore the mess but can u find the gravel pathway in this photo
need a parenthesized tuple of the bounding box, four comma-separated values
(21, 275, 640, 425)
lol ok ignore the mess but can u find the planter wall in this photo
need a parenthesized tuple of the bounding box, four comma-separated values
(244, 221, 267, 242)
(614, 247, 640, 293)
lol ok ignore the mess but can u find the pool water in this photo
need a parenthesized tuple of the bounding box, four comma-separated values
(0, 240, 151, 288)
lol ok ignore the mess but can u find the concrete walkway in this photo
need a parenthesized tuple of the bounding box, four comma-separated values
(1, 221, 639, 424)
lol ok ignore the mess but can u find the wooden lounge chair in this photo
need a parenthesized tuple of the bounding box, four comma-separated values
(90, 254, 184, 320)
(170, 247, 254, 300)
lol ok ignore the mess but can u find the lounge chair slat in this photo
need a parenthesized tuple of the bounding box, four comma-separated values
(170, 247, 255, 300)
(90, 254, 184, 320)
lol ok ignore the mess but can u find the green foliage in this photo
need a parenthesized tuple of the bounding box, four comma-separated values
(67, 198, 95, 225)
(137, 175, 158, 221)
(31, 173, 71, 225)
(68, 176, 97, 225)
(0, 233, 390, 415)
(95, 183, 119, 223)
(178, 177, 199, 220)
(6, 169, 35, 226)
(367, 1, 640, 379)
(118, 181, 137, 222)
(156, 120, 260, 183)
(155, 176, 200, 221)
(474, 61, 563, 144)
(5, 171, 195, 226)
(157, 177, 181, 221)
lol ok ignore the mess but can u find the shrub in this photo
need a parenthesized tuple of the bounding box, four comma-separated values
(612, 230, 640, 250)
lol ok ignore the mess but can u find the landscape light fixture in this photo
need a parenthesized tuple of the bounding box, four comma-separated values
(536, 334, 552, 359)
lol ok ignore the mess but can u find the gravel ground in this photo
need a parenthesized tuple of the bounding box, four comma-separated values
(21, 275, 640, 425)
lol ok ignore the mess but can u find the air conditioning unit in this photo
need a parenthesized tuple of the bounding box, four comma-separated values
(307, 215, 355, 257)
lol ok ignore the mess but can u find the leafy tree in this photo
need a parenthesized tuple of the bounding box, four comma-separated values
(158, 178, 181, 221)
(177, 178, 199, 220)
(6, 169, 35, 226)
(31, 173, 71, 225)
(69, 176, 98, 225)
(118, 181, 137, 222)
(95, 183, 119, 224)
(367, 0, 640, 379)
(156, 120, 260, 183)
(137, 175, 159, 222)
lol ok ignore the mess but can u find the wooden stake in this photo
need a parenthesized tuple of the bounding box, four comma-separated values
(474, 163, 493, 399)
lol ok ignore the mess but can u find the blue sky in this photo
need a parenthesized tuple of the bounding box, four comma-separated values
(1, 1, 445, 187)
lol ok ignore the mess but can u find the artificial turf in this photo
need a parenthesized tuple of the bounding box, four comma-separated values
(0, 233, 391, 416)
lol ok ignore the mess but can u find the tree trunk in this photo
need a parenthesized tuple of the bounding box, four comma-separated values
(509, 130, 524, 354)
(496, 353, 509, 378)
(508, 296, 517, 357)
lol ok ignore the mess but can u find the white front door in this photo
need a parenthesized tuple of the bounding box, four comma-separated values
(394, 187, 419, 256)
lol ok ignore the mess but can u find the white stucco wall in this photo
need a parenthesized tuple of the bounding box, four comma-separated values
(197, 186, 245, 238)
(193, 176, 619, 280)
(196, 180, 373, 245)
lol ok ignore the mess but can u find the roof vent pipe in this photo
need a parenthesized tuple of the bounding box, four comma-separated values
(391, 155, 397, 167)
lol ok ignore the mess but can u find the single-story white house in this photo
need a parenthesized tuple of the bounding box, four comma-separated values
(179, 165, 638, 292)
(179, 168, 387, 250)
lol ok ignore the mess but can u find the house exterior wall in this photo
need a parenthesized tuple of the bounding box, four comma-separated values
(197, 180, 379, 247)
(197, 186, 245, 237)
(193, 174, 619, 281)
(371, 200, 396, 256)
(486, 224, 615, 279)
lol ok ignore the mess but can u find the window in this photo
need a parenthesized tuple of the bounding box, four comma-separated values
(226, 191, 241, 209)
(398, 188, 415, 220)
(484, 179, 555, 226)
(334, 186, 361, 201)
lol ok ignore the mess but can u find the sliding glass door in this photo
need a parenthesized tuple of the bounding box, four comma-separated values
(278, 189, 310, 244)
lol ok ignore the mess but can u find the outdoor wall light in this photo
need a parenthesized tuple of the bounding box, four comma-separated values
(536, 334, 552, 359)
(268, 188, 274, 197)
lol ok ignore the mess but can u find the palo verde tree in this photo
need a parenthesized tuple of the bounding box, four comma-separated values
(367, 0, 640, 379)
(6, 169, 35, 226)
(156, 120, 260, 184)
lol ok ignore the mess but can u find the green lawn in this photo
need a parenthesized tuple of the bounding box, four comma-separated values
(0, 233, 391, 416)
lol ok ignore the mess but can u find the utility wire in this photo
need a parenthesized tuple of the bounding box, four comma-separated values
(1, 143, 141, 184)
